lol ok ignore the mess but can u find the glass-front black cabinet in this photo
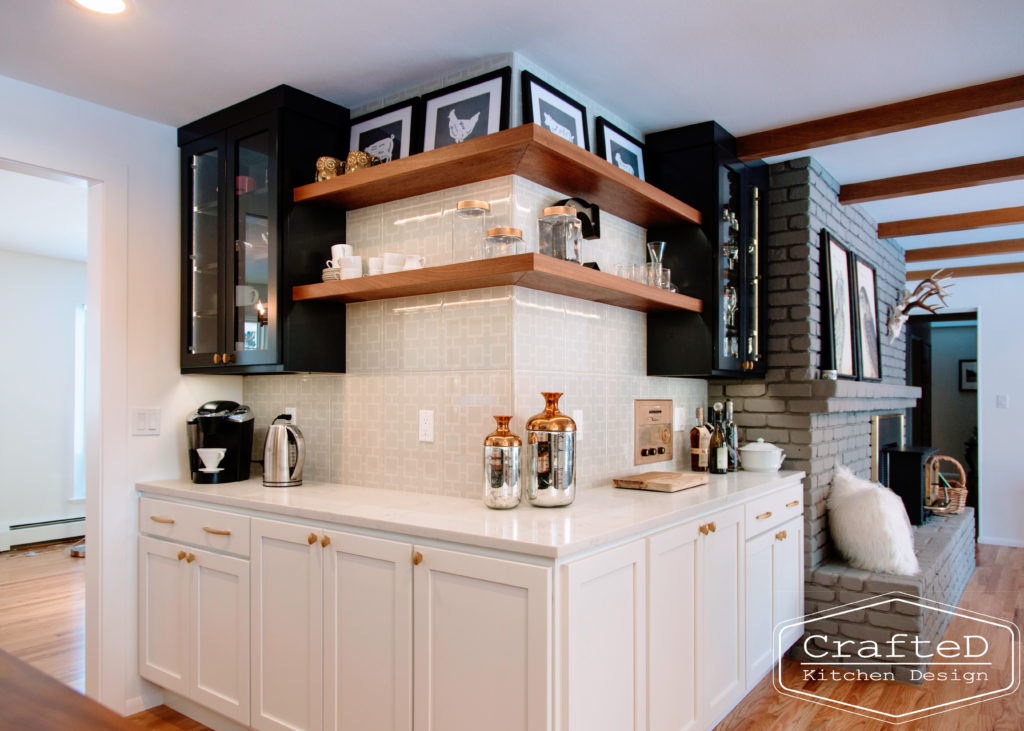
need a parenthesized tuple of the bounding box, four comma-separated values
(644, 121, 767, 378)
(179, 86, 349, 374)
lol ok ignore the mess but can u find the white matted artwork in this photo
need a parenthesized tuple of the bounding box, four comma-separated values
(854, 256, 881, 381)
(821, 230, 856, 378)
(349, 99, 419, 162)
(595, 117, 645, 180)
(521, 71, 589, 150)
(422, 67, 511, 151)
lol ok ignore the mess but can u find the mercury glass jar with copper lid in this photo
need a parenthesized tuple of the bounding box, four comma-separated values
(483, 416, 522, 509)
(453, 199, 492, 262)
(538, 206, 582, 263)
(525, 392, 577, 507)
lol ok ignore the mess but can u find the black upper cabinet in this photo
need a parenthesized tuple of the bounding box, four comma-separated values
(644, 121, 768, 378)
(179, 85, 350, 374)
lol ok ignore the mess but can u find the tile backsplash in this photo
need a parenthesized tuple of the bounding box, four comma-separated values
(245, 176, 706, 498)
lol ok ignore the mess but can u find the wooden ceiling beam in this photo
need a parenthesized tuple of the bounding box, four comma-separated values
(840, 156, 1024, 204)
(905, 238, 1024, 262)
(878, 205, 1024, 238)
(735, 74, 1024, 161)
(907, 262, 1024, 280)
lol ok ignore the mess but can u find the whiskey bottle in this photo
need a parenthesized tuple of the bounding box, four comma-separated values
(709, 403, 728, 475)
(689, 407, 710, 472)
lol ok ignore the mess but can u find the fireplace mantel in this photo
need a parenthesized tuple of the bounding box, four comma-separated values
(774, 380, 921, 415)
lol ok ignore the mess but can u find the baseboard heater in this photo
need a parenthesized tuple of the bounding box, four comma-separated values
(2, 516, 86, 551)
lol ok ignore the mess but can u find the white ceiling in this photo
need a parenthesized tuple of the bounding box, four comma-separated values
(0, 0, 1022, 267)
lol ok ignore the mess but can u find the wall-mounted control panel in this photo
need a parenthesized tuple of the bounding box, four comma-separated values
(634, 399, 673, 465)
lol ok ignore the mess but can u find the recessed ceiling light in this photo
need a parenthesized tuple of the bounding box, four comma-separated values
(68, 0, 132, 15)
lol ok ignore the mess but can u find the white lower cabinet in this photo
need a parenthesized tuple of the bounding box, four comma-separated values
(250, 517, 550, 731)
(745, 514, 804, 688)
(139, 535, 250, 725)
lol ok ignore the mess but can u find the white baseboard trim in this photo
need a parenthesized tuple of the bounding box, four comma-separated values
(123, 694, 149, 716)
(978, 536, 1024, 548)
(163, 690, 248, 731)
(1, 519, 85, 552)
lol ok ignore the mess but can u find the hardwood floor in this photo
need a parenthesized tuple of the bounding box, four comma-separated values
(717, 544, 1024, 730)
(2, 539, 1020, 730)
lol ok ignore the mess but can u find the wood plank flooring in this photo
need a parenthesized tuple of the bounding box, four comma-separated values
(2, 539, 1020, 729)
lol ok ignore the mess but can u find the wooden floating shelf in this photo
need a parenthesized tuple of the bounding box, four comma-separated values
(293, 125, 701, 228)
(292, 254, 703, 314)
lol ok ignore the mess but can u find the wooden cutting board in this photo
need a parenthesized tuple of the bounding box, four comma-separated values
(613, 471, 710, 493)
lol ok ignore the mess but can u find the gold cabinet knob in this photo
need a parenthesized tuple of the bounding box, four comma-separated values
(412, 551, 423, 566)
(320, 535, 331, 547)
(185, 553, 196, 563)
(709, 521, 717, 533)
(213, 353, 222, 364)
(699, 523, 709, 536)
(776, 530, 787, 541)
(177, 550, 186, 561)
(222, 352, 233, 364)
(307, 532, 317, 545)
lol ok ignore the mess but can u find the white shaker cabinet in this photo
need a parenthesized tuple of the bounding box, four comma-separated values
(139, 536, 250, 725)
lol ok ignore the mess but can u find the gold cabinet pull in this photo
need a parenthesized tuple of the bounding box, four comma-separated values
(412, 551, 423, 566)
(150, 516, 175, 525)
(177, 550, 187, 561)
(213, 353, 222, 365)
(320, 535, 331, 547)
(185, 553, 196, 563)
(786, 500, 800, 508)
(307, 532, 317, 545)
(222, 352, 234, 364)
(776, 530, 787, 541)
(756, 511, 772, 520)
(709, 521, 717, 533)
(699, 523, 709, 536)
(202, 526, 231, 536)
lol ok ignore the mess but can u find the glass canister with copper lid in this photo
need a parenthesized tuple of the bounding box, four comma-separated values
(525, 392, 577, 507)
(483, 416, 522, 509)
(453, 199, 492, 262)
(538, 206, 583, 263)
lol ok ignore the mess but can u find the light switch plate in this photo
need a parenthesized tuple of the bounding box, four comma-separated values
(996, 394, 1009, 409)
(131, 408, 160, 436)
(673, 407, 686, 431)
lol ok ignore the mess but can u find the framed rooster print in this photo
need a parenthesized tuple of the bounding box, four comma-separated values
(349, 98, 421, 162)
(521, 71, 589, 150)
(422, 67, 511, 151)
(595, 117, 645, 180)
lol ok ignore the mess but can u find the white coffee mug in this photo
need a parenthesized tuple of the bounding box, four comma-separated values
(403, 254, 426, 270)
(368, 257, 384, 275)
(339, 255, 362, 279)
(331, 243, 353, 261)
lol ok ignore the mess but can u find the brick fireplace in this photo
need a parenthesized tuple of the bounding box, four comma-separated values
(710, 157, 975, 682)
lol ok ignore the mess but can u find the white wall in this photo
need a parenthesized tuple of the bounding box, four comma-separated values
(938, 274, 1024, 547)
(0, 74, 240, 713)
(928, 323, 977, 466)
(0, 250, 86, 542)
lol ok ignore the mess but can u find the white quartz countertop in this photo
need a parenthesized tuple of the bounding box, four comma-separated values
(138, 470, 805, 559)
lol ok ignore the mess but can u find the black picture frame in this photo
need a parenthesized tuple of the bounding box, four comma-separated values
(521, 71, 589, 151)
(959, 359, 978, 391)
(595, 117, 645, 180)
(349, 98, 422, 162)
(819, 230, 858, 379)
(421, 67, 511, 152)
(851, 255, 882, 381)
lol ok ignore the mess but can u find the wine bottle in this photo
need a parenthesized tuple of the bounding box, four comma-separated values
(709, 403, 728, 474)
(689, 407, 710, 472)
(725, 399, 738, 472)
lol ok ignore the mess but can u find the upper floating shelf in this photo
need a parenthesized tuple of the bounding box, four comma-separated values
(293, 125, 702, 228)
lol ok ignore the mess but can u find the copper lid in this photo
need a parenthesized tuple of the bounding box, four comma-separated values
(457, 199, 491, 213)
(486, 227, 523, 239)
(484, 415, 521, 447)
(541, 205, 577, 218)
(526, 392, 576, 433)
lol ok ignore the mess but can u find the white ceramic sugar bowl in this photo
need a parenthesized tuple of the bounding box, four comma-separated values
(738, 438, 786, 472)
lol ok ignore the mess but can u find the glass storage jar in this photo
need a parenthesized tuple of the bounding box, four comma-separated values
(538, 206, 582, 263)
(483, 227, 523, 258)
(452, 199, 491, 262)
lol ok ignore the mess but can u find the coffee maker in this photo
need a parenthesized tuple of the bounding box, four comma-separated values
(186, 401, 255, 484)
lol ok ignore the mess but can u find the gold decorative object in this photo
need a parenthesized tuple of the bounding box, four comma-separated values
(315, 156, 344, 182)
(343, 150, 382, 174)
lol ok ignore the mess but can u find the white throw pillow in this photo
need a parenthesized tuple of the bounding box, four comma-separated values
(827, 464, 920, 576)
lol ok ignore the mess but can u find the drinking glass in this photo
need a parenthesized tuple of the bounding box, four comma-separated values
(660, 267, 672, 290)
(646, 262, 662, 288)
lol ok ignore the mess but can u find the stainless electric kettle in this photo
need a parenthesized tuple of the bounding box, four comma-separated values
(262, 414, 305, 487)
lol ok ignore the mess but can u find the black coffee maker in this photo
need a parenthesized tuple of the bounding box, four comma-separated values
(186, 401, 255, 484)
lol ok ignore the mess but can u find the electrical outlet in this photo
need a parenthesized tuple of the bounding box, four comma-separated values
(285, 406, 298, 423)
(418, 409, 434, 442)
(673, 407, 686, 431)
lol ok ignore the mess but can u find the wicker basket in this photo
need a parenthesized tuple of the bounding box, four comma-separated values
(925, 454, 968, 515)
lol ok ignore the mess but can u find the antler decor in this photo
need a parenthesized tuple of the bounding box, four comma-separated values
(886, 269, 954, 342)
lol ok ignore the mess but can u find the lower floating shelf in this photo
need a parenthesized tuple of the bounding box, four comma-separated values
(292, 253, 703, 313)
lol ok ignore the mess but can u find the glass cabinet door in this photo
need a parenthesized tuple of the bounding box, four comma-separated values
(228, 117, 278, 366)
(182, 136, 226, 367)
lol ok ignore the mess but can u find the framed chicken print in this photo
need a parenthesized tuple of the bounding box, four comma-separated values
(521, 71, 589, 150)
(422, 67, 511, 151)
(349, 98, 421, 163)
(595, 117, 645, 180)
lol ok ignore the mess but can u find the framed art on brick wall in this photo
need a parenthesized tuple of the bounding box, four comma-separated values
(820, 230, 858, 379)
(852, 255, 882, 381)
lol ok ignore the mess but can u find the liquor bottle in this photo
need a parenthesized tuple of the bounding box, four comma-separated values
(709, 403, 728, 474)
(689, 407, 710, 472)
(724, 399, 738, 472)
